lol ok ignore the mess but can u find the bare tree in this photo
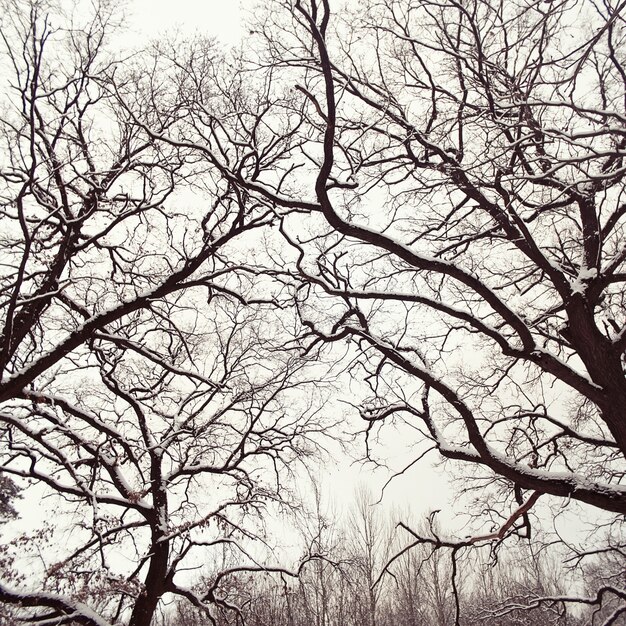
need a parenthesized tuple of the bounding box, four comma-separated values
(382, 513, 459, 626)
(168, 0, 626, 620)
(0, 2, 330, 625)
(241, 0, 626, 511)
(466, 541, 572, 626)
(345, 485, 390, 626)
(285, 480, 348, 626)
(577, 543, 626, 626)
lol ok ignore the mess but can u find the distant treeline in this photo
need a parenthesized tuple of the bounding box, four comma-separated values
(165, 487, 624, 626)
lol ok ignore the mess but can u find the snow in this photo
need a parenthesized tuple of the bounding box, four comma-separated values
(0, 582, 114, 626)
(488, 447, 626, 498)
(570, 267, 598, 295)
(578, 267, 598, 281)
(530, 347, 603, 390)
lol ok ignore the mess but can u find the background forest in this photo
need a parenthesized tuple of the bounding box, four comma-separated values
(165, 485, 625, 626)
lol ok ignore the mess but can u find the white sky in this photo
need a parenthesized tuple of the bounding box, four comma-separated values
(125, 0, 244, 45)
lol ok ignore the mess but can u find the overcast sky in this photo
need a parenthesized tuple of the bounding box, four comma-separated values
(126, 0, 244, 45)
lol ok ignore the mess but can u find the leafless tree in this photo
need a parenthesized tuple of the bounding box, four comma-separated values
(4, 0, 626, 622)
(0, 2, 331, 625)
(162, 488, 582, 626)
(577, 543, 626, 626)
(242, 0, 626, 511)
(167, 0, 626, 621)
(387, 549, 447, 626)
(345, 484, 391, 626)
(465, 540, 572, 626)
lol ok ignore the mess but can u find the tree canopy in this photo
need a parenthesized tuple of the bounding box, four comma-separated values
(0, 0, 625, 624)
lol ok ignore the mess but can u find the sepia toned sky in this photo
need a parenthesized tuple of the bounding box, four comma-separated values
(126, 0, 244, 45)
